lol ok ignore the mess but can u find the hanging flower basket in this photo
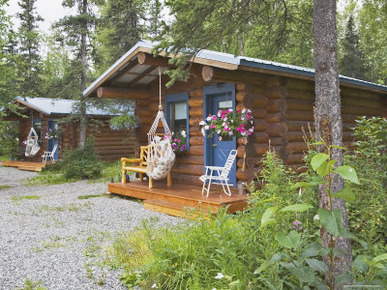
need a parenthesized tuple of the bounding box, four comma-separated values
(200, 108, 254, 141)
(45, 128, 59, 140)
(171, 130, 187, 153)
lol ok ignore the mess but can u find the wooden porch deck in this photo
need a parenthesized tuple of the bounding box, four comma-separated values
(108, 181, 249, 218)
(1, 160, 46, 172)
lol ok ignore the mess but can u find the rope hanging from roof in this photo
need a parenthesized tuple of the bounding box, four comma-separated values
(145, 67, 175, 180)
(25, 127, 40, 157)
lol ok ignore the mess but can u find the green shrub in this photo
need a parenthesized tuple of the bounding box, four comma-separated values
(61, 138, 103, 180)
(346, 117, 387, 245)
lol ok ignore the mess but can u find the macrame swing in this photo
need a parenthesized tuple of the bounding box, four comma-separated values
(146, 67, 176, 180)
(25, 127, 41, 157)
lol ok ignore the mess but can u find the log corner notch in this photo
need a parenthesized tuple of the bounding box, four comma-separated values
(96, 87, 150, 99)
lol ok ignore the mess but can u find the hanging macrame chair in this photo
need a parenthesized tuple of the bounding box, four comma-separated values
(146, 67, 176, 180)
(25, 127, 41, 157)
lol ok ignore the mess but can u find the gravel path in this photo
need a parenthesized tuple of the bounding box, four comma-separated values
(0, 165, 181, 289)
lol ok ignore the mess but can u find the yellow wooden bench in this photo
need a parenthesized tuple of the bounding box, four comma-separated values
(121, 145, 172, 189)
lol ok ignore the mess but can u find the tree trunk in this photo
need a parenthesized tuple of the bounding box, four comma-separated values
(313, 0, 353, 288)
(79, 0, 88, 147)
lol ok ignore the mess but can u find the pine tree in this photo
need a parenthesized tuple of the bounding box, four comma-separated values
(339, 15, 368, 80)
(96, 0, 147, 71)
(53, 0, 98, 146)
(16, 0, 43, 97)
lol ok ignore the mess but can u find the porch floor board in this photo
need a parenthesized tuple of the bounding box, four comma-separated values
(108, 181, 248, 217)
(2, 161, 46, 172)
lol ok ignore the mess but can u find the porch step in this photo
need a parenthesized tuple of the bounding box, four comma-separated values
(144, 199, 215, 218)
(17, 165, 43, 172)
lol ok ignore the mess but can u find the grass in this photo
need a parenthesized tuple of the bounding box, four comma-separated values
(77, 194, 105, 199)
(19, 278, 47, 290)
(38, 202, 92, 213)
(11, 195, 40, 202)
(0, 185, 11, 190)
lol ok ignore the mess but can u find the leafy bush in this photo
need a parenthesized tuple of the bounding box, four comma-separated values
(346, 117, 387, 245)
(61, 138, 103, 180)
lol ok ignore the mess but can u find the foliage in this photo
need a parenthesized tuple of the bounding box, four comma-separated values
(106, 142, 387, 288)
(345, 117, 387, 245)
(15, 0, 43, 97)
(109, 113, 139, 131)
(60, 138, 103, 180)
(357, 0, 387, 84)
(200, 108, 254, 140)
(0, 120, 19, 158)
(156, 0, 314, 86)
(95, 0, 147, 73)
(339, 14, 368, 80)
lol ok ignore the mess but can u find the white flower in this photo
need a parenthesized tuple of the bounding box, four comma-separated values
(242, 108, 246, 114)
(151, 283, 158, 288)
(204, 125, 209, 130)
(206, 116, 212, 122)
(229, 131, 233, 136)
(228, 108, 233, 112)
(181, 130, 186, 137)
(217, 130, 221, 134)
(199, 120, 206, 126)
(215, 273, 224, 279)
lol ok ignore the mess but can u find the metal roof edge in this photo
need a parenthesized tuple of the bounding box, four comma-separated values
(239, 59, 387, 93)
(15, 96, 52, 115)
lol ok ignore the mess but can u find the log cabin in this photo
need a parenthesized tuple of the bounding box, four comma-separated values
(83, 40, 386, 215)
(3, 97, 136, 162)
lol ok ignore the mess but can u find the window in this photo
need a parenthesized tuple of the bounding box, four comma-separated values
(165, 93, 189, 151)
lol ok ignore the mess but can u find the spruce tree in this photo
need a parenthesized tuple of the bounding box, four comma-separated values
(339, 15, 368, 80)
(96, 0, 147, 71)
(16, 0, 43, 97)
(53, 0, 99, 146)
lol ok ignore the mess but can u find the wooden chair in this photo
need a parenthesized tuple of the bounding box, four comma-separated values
(121, 145, 172, 189)
(199, 149, 237, 197)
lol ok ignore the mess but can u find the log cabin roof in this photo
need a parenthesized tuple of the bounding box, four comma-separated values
(83, 40, 387, 98)
(14, 96, 119, 116)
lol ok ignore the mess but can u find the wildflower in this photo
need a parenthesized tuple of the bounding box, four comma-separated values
(215, 273, 224, 279)
(291, 219, 303, 231)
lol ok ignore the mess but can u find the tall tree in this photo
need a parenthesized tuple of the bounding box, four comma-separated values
(357, 0, 386, 84)
(16, 0, 43, 97)
(313, 0, 352, 287)
(53, 0, 99, 146)
(96, 0, 146, 72)
(339, 14, 368, 80)
(156, 0, 314, 86)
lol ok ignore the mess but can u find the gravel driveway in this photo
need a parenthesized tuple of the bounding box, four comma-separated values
(0, 165, 181, 289)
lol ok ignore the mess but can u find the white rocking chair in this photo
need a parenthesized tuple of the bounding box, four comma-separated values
(42, 144, 58, 164)
(199, 149, 237, 197)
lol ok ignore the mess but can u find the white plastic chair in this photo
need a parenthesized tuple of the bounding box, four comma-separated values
(199, 149, 237, 197)
(42, 144, 58, 163)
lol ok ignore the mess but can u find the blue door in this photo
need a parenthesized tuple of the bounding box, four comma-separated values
(47, 120, 59, 160)
(203, 84, 236, 186)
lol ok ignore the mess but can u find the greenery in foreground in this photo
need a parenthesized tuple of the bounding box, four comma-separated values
(104, 117, 386, 289)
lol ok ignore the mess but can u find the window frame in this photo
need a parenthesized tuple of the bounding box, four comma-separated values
(164, 92, 190, 151)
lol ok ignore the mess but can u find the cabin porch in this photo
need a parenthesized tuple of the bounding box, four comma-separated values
(1, 160, 46, 172)
(108, 181, 249, 218)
